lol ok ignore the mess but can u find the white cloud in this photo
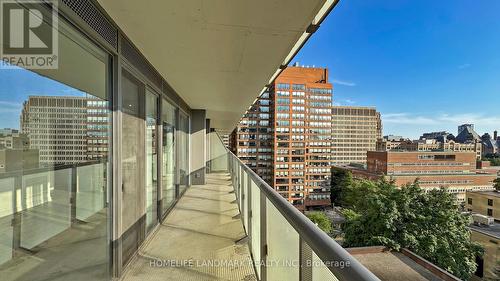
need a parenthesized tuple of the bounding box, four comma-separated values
(382, 112, 500, 139)
(383, 112, 500, 126)
(0, 101, 21, 114)
(0, 101, 21, 107)
(332, 79, 356, 87)
(382, 113, 437, 125)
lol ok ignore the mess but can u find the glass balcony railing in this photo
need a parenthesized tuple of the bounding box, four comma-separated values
(207, 132, 380, 281)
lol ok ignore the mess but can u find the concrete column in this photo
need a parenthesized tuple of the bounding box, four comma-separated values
(190, 110, 207, 185)
(206, 119, 211, 174)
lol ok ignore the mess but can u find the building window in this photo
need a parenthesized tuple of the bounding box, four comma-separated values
(277, 83, 290, 90)
(487, 208, 493, 216)
(292, 84, 306, 90)
(488, 199, 493, 206)
(468, 198, 472, 205)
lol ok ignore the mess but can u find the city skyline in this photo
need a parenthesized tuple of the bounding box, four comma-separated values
(2, 71, 498, 141)
(3, 1, 500, 140)
(293, 0, 500, 139)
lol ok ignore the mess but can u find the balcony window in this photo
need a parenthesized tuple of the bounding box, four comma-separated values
(0, 12, 111, 279)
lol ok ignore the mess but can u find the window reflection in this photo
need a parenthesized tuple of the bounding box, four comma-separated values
(0, 15, 110, 281)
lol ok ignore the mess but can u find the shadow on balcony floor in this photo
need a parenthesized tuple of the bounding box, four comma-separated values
(120, 173, 257, 281)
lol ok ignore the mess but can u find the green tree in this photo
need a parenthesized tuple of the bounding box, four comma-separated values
(490, 158, 500, 166)
(306, 211, 332, 233)
(342, 180, 483, 280)
(494, 178, 500, 191)
(330, 167, 353, 206)
(484, 155, 500, 166)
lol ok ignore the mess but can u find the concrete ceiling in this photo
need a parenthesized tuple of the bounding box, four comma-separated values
(97, 0, 336, 130)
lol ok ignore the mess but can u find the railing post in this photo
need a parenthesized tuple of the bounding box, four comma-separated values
(300, 238, 313, 281)
(240, 165, 244, 212)
(247, 173, 252, 240)
(70, 166, 78, 225)
(11, 173, 22, 257)
(260, 189, 267, 281)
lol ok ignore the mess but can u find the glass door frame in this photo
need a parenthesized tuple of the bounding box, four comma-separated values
(177, 109, 191, 194)
(160, 97, 179, 220)
(145, 86, 160, 234)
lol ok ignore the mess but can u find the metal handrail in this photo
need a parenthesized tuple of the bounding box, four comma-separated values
(0, 160, 104, 179)
(215, 133, 379, 281)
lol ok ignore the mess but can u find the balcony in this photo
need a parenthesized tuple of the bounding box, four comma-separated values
(0, 0, 382, 280)
(108, 132, 380, 281)
(120, 173, 257, 281)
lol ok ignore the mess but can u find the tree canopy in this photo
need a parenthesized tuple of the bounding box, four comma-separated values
(336, 173, 483, 280)
(330, 167, 353, 206)
(484, 154, 500, 166)
(494, 178, 500, 191)
(306, 211, 332, 234)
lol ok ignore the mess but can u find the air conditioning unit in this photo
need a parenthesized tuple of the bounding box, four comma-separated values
(472, 213, 494, 226)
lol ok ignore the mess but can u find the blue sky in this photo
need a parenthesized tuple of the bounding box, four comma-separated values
(0, 68, 84, 130)
(294, 0, 500, 139)
(1, 1, 499, 139)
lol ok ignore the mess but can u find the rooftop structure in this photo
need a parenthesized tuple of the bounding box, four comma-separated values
(376, 138, 482, 159)
(481, 132, 500, 156)
(348, 247, 461, 281)
(456, 124, 481, 143)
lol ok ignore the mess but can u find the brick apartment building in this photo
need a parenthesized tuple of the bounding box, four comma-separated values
(376, 138, 482, 160)
(365, 151, 496, 202)
(231, 65, 333, 209)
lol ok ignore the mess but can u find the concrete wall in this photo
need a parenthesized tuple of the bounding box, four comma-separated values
(190, 110, 206, 185)
(208, 132, 228, 172)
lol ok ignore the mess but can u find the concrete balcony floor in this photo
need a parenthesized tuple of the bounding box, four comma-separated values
(120, 173, 257, 281)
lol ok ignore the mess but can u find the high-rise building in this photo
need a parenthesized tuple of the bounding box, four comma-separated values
(331, 106, 381, 166)
(273, 66, 333, 209)
(230, 91, 273, 184)
(20, 96, 109, 166)
(232, 66, 333, 209)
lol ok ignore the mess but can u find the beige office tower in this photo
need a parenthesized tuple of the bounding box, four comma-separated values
(21, 96, 109, 166)
(331, 106, 382, 166)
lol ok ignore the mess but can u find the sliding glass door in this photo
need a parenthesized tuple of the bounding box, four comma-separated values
(145, 90, 158, 232)
(161, 100, 177, 214)
(120, 71, 146, 265)
(178, 112, 190, 194)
